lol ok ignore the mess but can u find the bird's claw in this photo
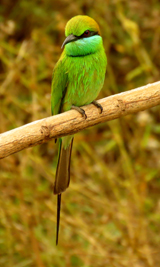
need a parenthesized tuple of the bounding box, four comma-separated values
(92, 100, 103, 114)
(71, 105, 87, 119)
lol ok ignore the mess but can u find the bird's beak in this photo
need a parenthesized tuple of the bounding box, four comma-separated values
(61, 34, 78, 49)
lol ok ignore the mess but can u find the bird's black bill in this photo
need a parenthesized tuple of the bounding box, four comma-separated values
(61, 31, 99, 49)
(61, 34, 78, 49)
(56, 194, 61, 245)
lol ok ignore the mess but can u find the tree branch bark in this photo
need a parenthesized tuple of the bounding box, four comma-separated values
(1, 81, 160, 159)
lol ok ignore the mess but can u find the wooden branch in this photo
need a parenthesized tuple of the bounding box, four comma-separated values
(1, 81, 160, 159)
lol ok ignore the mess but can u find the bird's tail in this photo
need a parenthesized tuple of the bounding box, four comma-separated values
(53, 136, 74, 245)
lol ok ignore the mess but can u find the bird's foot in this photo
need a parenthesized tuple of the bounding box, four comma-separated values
(71, 105, 87, 119)
(92, 100, 103, 114)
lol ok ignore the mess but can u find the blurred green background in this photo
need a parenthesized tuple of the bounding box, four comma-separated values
(0, 0, 160, 266)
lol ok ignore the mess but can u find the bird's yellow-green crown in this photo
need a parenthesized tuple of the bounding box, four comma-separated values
(65, 15, 101, 37)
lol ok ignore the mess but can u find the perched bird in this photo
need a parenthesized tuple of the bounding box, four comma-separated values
(51, 15, 107, 245)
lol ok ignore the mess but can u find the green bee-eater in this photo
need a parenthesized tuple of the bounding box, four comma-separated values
(51, 15, 107, 244)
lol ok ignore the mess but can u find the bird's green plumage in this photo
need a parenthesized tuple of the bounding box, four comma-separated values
(51, 41, 106, 113)
(65, 15, 101, 37)
(51, 15, 107, 244)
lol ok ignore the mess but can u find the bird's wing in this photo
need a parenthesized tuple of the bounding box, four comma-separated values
(51, 55, 68, 115)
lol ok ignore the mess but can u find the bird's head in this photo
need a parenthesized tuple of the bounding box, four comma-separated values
(62, 15, 103, 57)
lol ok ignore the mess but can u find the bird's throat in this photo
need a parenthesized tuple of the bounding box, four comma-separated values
(65, 35, 103, 57)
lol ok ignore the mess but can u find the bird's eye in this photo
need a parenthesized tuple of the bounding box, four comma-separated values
(83, 30, 90, 37)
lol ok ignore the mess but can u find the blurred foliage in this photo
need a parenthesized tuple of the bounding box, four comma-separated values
(0, 0, 160, 266)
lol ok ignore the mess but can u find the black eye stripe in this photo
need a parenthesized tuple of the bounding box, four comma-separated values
(75, 31, 99, 39)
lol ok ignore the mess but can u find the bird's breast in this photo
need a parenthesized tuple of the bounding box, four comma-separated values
(62, 50, 107, 111)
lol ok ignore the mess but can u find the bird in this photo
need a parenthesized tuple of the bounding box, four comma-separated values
(51, 15, 107, 245)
